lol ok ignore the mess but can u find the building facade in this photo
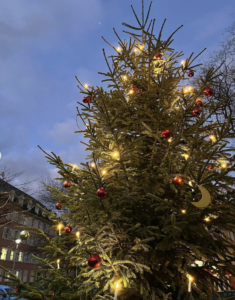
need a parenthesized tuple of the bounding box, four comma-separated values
(0, 179, 56, 284)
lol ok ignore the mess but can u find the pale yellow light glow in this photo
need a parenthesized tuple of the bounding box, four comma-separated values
(221, 163, 227, 169)
(129, 90, 134, 94)
(123, 75, 127, 80)
(204, 217, 210, 222)
(101, 170, 106, 175)
(117, 47, 121, 52)
(181, 210, 186, 214)
(91, 162, 96, 168)
(84, 84, 88, 89)
(181, 60, 185, 67)
(112, 151, 119, 157)
(209, 135, 216, 142)
(76, 231, 81, 238)
(57, 259, 60, 263)
(182, 154, 189, 160)
(168, 138, 173, 143)
(134, 48, 138, 53)
(58, 224, 63, 229)
(115, 283, 120, 289)
(188, 276, 193, 282)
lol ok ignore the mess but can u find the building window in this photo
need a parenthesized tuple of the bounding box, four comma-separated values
(24, 253, 31, 263)
(39, 222, 44, 231)
(29, 270, 35, 282)
(2, 227, 11, 239)
(27, 235, 34, 246)
(35, 206, 39, 214)
(18, 196, 24, 206)
(27, 217, 33, 227)
(0, 248, 8, 260)
(27, 201, 32, 210)
(33, 219, 39, 228)
(0, 269, 3, 282)
(10, 250, 14, 261)
(22, 270, 28, 282)
(18, 252, 23, 262)
(14, 270, 22, 280)
(4, 270, 12, 282)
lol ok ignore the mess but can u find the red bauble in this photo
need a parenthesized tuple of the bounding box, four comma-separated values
(83, 96, 92, 103)
(161, 129, 171, 139)
(209, 165, 213, 170)
(64, 173, 67, 176)
(187, 70, 194, 77)
(65, 226, 72, 234)
(155, 53, 162, 60)
(96, 187, 108, 199)
(204, 88, 213, 97)
(130, 85, 136, 90)
(88, 254, 102, 269)
(192, 109, 201, 117)
(55, 202, 62, 210)
(63, 181, 71, 188)
(173, 176, 183, 185)
(136, 89, 143, 92)
(195, 98, 203, 107)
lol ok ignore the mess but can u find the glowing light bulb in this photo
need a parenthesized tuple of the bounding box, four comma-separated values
(112, 151, 119, 158)
(91, 162, 96, 168)
(57, 259, 60, 269)
(181, 60, 185, 67)
(168, 138, 173, 143)
(129, 90, 134, 94)
(181, 210, 186, 214)
(115, 283, 119, 289)
(134, 48, 138, 53)
(221, 163, 227, 169)
(117, 47, 121, 52)
(123, 75, 127, 80)
(101, 170, 106, 175)
(209, 135, 216, 142)
(84, 84, 88, 89)
(204, 217, 210, 222)
(76, 231, 81, 238)
(182, 154, 189, 160)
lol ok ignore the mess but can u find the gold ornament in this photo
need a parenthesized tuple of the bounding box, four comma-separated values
(191, 185, 211, 209)
(19, 230, 30, 240)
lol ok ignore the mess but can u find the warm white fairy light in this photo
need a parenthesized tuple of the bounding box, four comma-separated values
(168, 138, 173, 143)
(91, 162, 96, 168)
(84, 84, 89, 89)
(187, 275, 193, 292)
(101, 170, 106, 175)
(204, 217, 210, 222)
(116, 47, 121, 52)
(123, 75, 127, 80)
(181, 60, 185, 67)
(221, 163, 227, 169)
(181, 210, 186, 214)
(112, 151, 119, 158)
(57, 259, 60, 269)
(129, 90, 134, 94)
(182, 154, 189, 160)
(58, 224, 63, 236)
(76, 231, 81, 238)
(209, 135, 216, 142)
(114, 282, 120, 300)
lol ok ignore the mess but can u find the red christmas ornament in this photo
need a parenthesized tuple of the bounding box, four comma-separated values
(136, 89, 143, 92)
(83, 96, 92, 103)
(173, 176, 183, 185)
(209, 165, 213, 170)
(155, 53, 162, 60)
(88, 254, 102, 269)
(161, 129, 171, 139)
(65, 226, 72, 234)
(96, 187, 108, 199)
(63, 181, 71, 188)
(195, 98, 203, 107)
(187, 70, 194, 77)
(55, 202, 62, 210)
(130, 85, 136, 90)
(192, 109, 201, 117)
(204, 88, 213, 97)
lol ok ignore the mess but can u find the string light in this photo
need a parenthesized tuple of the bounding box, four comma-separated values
(181, 210, 186, 214)
(187, 274, 194, 292)
(129, 90, 134, 94)
(58, 224, 63, 236)
(76, 231, 81, 238)
(116, 47, 121, 52)
(204, 217, 210, 222)
(221, 163, 227, 169)
(168, 138, 173, 143)
(181, 60, 185, 67)
(123, 75, 127, 80)
(115, 283, 119, 289)
(114, 282, 120, 300)
(91, 162, 96, 168)
(101, 170, 106, 175)
(112, 151, 119, 158)
(182, 154, 189, 160)
(84, 84, 88, 89)
(209, 135, 216, 142)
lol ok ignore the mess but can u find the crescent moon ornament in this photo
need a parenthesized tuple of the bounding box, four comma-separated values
(191, 185, 211, 209)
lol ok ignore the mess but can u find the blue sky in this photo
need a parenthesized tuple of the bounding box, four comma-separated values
(0, 0, 234, 198)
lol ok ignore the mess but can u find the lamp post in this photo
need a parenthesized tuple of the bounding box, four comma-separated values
(12, 239, 21, 273)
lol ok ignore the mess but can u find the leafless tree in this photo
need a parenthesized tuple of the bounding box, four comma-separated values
(36, 173, 67, 212)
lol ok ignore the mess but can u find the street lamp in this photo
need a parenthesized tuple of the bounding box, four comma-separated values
(12, 239, 21, 272)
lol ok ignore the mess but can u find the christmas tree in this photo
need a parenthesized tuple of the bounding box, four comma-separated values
(4, 1, 235, 299)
